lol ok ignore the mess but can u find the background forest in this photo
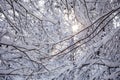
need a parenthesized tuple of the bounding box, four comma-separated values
(0, 0, 120, 80)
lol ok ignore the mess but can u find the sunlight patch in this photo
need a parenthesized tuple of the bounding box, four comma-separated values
(72, 24, 79, 32)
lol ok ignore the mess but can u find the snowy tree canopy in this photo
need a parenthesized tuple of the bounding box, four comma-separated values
(0, 0, 120, 80)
